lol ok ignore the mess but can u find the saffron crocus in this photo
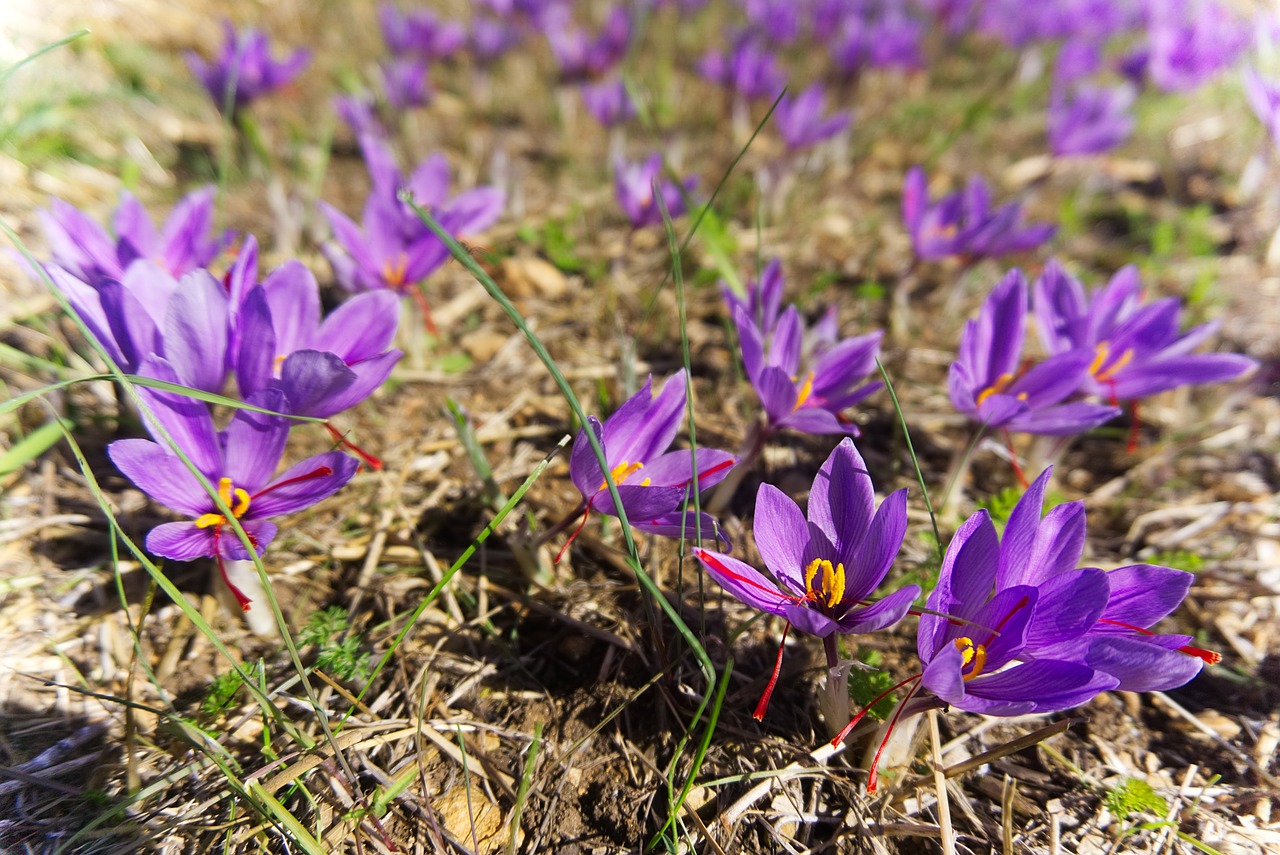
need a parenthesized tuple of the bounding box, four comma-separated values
(379, 3, 466, 59)
(999, 469, 1215, 692)
(613, 154, 695, 229)
(1032, 260, 1256, 403)
(697, 36, 787, 101)
(734, 301, 882, 436)
(1146, 0, 1248, 93)
(186, 22, 310, 114)
(235, 262, 403, 418)
(380, 57, 431, 110)
(320, 135, 504, 299)
(774, 83, 851, 152)
(51, 261, 232, 394)
(722, 257, 785, 338)
(694, 438, 917, 719)
(543, 4, 630, 81)
(40, 187, 230, 285)
(563, 370, 736, 555)
(469, 16, 523, 67)
(334, 92, 385, 139)
(1048, 82, 1136, 156)
(949, 268, 1120, 435)
(580, 75, 635, 127)
(108, 358, 357, 609)
(902, 168, 1056, 261)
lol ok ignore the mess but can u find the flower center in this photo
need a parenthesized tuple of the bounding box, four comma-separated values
(793, 371, 816, 410)
(953, 636, 988, 681)
(381, 253, 410, 289)
(803, 558, 846, 609)
(195, 477, 252, 529)
(1088, 341, 1135, 383)
(975, 371, 1015, 406)
(599, 460, 650, 490)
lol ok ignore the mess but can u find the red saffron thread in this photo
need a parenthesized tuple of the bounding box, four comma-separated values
(753, 622, 791, 721)
(325, 423, 383, 470)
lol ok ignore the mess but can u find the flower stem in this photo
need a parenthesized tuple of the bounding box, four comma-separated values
(938, 423, 986, 516)
(818, 634, 850, 740)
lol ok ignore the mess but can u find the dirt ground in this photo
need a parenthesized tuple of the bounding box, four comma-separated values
(1, 1, 1279, 853)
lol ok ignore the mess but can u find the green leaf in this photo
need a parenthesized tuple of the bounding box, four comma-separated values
(0, 417, 73, 477)
(1105, 777, 1168, 821)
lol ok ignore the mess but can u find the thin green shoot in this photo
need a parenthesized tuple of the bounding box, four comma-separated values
(875, 356, 943, 566)
(506, 722, 543, 855)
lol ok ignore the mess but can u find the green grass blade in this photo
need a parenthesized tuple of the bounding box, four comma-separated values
(875, 356, 943, 565)
(0, 417, 72, 477)
(0, 29, 90, 87)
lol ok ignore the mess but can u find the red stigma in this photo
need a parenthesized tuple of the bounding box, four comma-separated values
(554, 503, 593, 564)
(324, 423, 383, 470)
(252, 465, 335, 501)
(753, 623, 791, 721)
(1126, 399, 1141, 454)
(1098, 618, 1221, 664)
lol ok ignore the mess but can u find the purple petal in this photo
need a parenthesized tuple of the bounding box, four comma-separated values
(807, 437, 874, 567)
(317, 350, 402, 415)
(847, 487, 909, 600)
(275, 350, 358, 418)
(695, 547, 791, 616)
(147, 521, 216, 561)
(248, 451, 358, 518)
(634, 448, 737, 490)
(590, 484, 685, 519)
(966, 659, 1114, 714)
(135, 356, 222, 477)
(1006, 400, 1120, 436)
(755, 365, 800, 425)
(261, 261, 321, 356)
(222, 389, 292, 494)
(569, 417, 607, 497)
(216, 519, 277, 560)
(1085, 636, 1203, 692)
(108, 439, 209, 516)
(234, 286, 277, 398)
(634, 511, 730, 549)
(163, 270, 230, 393)
(1023, 568, 1109, 651)
(1097, 564, 1193, 629)
(837, 584, 919, 634)
(315, 291, 401, 362)
(752, 483, 809, 591)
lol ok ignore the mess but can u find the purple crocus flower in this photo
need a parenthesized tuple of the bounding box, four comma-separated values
(108, 358, 357, 609)
(543, 5, 630, 82)
(1243, 67, 1280, 148)
(469, 16, 523, 67)
(1032, 260, 1256, 402)
(867, 9, 926, 71)
(1054, 39, 1103, 86)
(580, 75, 635, 127)
(380, 57, 431, 110)
(379, 3, 466, 59)
(902, 167, 1057, 261)
(40, 187, 230, 285)
(734, 300, 882, 436)
(996, 469, 1215, 692)
(913, 507, 1118, 719)
(51, 260, 232, 394)
(613, 154, 695, 229)
(744, 0, 801, 45)
(694, 438, 918, 717)
(722, 257, 785, 338)
(320, 135, 504, 304)
(235, 262, 403, 419)
(774, 83, 851, 152)
(698, 36, 787, 101)
(186, 22, 310, 114)
(1048, 82, 1136, 156)
(949, 268, 1120, 435)
(563, 370, 736, 555)
(1146, 0, 1248, 93)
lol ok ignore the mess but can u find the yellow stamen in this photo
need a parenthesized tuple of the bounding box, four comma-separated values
(793, 371, 816, 410)
(600, 461, 644, 491)
(382, 253, 410, 288)
(194, 477, 251, 529)
(975, 371, 1015, 406)
(802, 558, 846, 609)
(1090, 341, 1135, 382)
(953, 637, 988, 681)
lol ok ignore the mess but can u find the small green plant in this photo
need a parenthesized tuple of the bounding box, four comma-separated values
(1148, 549, 1206, 573)
(846, 649, 899, 721)
(300, 606, 372, 682)
(1104, 777, 1168, 821)
(978, 485, 1068, 529)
